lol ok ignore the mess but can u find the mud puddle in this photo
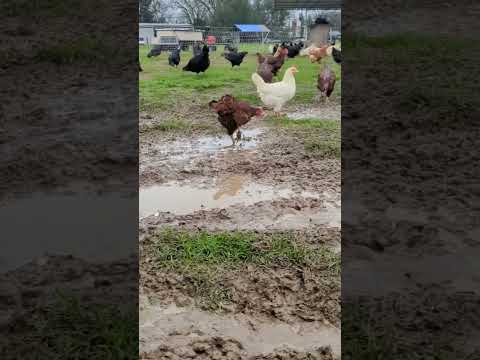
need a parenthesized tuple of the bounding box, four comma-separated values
(151, 128, 264, 163)
(1, 193, 136, 273)
(139, 175, 320, 218)
(140, 303, 340, 358)
(344, 247, 480, 297)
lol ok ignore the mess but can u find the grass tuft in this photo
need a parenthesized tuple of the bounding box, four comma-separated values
(149, 228, 339, 273)
(2, 292, 137, 359)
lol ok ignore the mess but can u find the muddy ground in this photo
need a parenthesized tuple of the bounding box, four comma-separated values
(139, 99, 341, 359)
(341, 1, 480, 358)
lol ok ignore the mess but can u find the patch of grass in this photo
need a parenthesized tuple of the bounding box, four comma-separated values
(149, 228, 339, 272)
(268, 117, 339, 129)
(139, 44, 341, 113)
(305, 138, 341, 158)
(146, 229, 339, 310)
(2, 292, 137, 360)
(186, 273, 235, 311)
(267, 116, 341, 158)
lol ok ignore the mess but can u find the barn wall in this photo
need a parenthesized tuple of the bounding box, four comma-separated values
(139, 27, 155, 44)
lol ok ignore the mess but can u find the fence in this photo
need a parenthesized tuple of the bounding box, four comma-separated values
(140, 25, 340, 54)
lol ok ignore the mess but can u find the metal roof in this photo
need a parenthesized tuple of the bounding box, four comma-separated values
(273, 0, 341, 9)
(234, 24, 270, 32)
(140, 23, 193, 30)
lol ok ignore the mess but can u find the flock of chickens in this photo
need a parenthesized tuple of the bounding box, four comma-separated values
(143, 40, 341, 146)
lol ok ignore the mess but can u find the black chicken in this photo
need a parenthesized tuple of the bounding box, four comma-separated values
(147, 46, 161, 58)
(223, 51, 248, 68)
(168, 46, 181, 67)
(332, 47, 342, 64)
(224, 44, 238, 53)
(192, 42, 202, 56)
(287, 42, 304, 58)
(183, 44, 210, 74)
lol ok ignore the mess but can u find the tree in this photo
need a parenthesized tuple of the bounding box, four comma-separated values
(172, 0, 211, 26)
(211, 0, 253, 26)
(251, 0, 289, 28)
(139, 0, 169, 23)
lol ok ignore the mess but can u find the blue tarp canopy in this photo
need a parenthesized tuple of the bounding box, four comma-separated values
(234, 24, 270, 32)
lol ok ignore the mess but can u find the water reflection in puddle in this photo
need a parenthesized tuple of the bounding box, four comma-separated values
(155, 128, 264, 162)
(139, 177, 304, 218)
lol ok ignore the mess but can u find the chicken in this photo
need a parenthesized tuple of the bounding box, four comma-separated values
(183, 44, 210, 74)
(308, 44, 333, 63)
(209, 95, 265, 145)
(192, 42, 202, 56)
(147, 46, 162, 58)
(224, 44, 238, 53)
(286, 41, 304, 58)
(272, 44, 279, 55)
(168, 46, 181, 67)
(317, 65, 336, 102)
(300, 44, 316, 56)
(332, 47, 341, 64)
(255, 46, 289, 83)
(223, 51, 248, 68)
(251, 66, 298, 116)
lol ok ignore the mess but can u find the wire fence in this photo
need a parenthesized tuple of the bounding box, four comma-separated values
(140, 25, 339, 54)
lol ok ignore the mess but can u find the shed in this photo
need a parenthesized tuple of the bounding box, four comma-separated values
(139, 23, 193, 44)
(151, 30, 203, 50)
(233, 24, 271, 44)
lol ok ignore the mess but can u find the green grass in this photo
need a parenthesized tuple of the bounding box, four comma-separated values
(139, 43, 341, 113)
(266, 117, 341, 157)
(1, 293, 137, 360)
(146, 228, 339, 310)
(150, 228, 334, 269)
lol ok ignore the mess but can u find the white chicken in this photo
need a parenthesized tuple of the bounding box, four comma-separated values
(251, 66, 298, 116)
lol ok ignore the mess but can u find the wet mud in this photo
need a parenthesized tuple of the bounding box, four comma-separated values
(140, 100, 341, 358)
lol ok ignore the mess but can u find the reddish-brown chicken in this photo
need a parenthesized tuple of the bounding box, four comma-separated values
(209, 95, 265, 145)
(317, 65, 336, 102)
(309, 44, 333, 63)
(256, 46, 289, 83)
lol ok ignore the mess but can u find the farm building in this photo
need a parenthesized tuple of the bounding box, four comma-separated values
(139, 23, 193, 44)
(151, 29, 203, 50)
(233, 24, 271, 44)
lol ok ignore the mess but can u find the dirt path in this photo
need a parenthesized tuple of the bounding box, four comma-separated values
(139, 102, 341, 359)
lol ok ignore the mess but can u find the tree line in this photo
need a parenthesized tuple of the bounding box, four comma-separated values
(140, 0, 290, 28)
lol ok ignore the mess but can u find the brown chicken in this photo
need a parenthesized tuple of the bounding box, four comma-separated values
(308, 44, 333, 63)
(256, 46, 289, 83)
(209, 95, 265, 145)
(317, 65, 336, 102)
